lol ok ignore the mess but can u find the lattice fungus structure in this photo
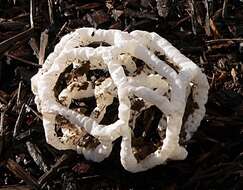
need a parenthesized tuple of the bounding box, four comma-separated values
(31, 28, 209, 172)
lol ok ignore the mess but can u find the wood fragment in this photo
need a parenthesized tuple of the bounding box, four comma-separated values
(156, 0, 170, 18)
(125, 8, 158, 21)
(5, 90, 18, 112)
(15, 129, 37, 141)
(39, 29, 48, 65)
(5, 53, 41, 68)
(11, 13, 30, 21)
(209, 18, 221, 38)
(0, 21, 26, 31)
(0, 112, 5, 158)
(13, 104, 26, 138)
(171, 15, 191, 29)
(124, 20, 151, 32)
(75, 3, 102, 10)
(0, 185, 32, 190)
(6, 159, 39, 189)
(0, 91, 9, 105)
(28, 38, 39, 59)
(188, 0, 197, 35)
(48, 0, 54, 25)
(38, 153, 75, 185)
(231, 68, 237, 84)
(204, 0, 211, 36)
(25, 104, 42, 120)
(0, 60, 2, 82)
(16, 81, 23, 108)
(26, 141, 49, 172)
(206, 38, 243, 44)
(0, 28, 34, 56)
(222, 0, 228, 18)
(30, 0, 36, 28)
(53, 22, 68, 44)
(105, 0, 113, 10)
(85, 10, 110, 28)
(182, 163, 240, 188)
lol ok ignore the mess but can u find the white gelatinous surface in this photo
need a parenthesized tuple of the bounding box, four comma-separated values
(31, 28, 209, 172)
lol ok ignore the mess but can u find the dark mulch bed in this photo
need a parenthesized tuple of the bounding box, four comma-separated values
(0, 0, 243, 189)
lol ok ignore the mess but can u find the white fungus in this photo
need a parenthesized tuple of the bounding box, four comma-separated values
(31, 28, 209, 172)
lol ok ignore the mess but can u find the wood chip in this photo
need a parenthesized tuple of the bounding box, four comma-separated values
(6, 159, 39, 189)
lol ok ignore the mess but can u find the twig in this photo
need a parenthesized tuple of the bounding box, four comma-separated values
(0, 112, 5, 136)
(76, 3, 102, 10)
(125, 8, 158, 21)
(5, 53, 41, 68)
(222, 0, 228, 18)
(0, 185, 32, 190)
(38, 153, 75, 185)
(209, 18, 221, 38)
(26, 141, 49, 172)
(188, 0, 197, 35)
(15, 129, 36, 141)
(0, 59, 2, 82)
(25, 104, 42, 120)
(183, 163, 239, 188)
(11, 13, 30, 21)
(124, 20, 151, 32)
(39, 29, 49, 65)
(13, 104, 26, 138)
(206, 38, 243, 44)
(5, 89, 18, 112)
(6, 159, 39, 189)
(171, 15, 191, 29)
(16, 81, 23, 108)
(56, 22, 68, 40)
(48, 0, 54, 25)
(0, 112, 5, 157)
(30, 0, 36, 28)
(0, 21, 26, 31)
(51, 22, 68, 46)
(204, 0, 211, 36)
(0, 28, 34, 55)
(29, 38, 39, 59)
